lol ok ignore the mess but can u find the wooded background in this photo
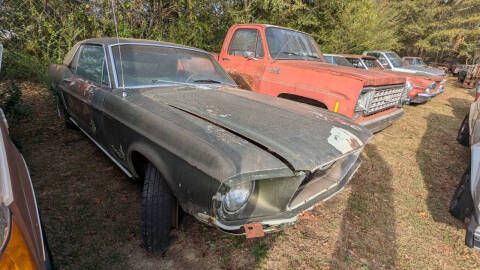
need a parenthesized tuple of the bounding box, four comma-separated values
(0, 0, 479, 80)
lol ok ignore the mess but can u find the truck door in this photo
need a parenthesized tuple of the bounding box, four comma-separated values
(219, 28, 266, 90)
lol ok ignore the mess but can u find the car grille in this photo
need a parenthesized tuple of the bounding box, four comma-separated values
(365, 84, 404, 115)
(288, 150, 362, 210)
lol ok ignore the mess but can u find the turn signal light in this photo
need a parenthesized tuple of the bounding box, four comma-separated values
(0, 219, 35, 270)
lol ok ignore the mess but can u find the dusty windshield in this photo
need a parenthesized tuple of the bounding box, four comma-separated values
(333, 56, 353, 67)
(416, 58, 426, 65)
(111, 44, 235, 88)
(265, 27, 323, 61)
(363, 59, 382, 69)
(386, 52, 404, 68)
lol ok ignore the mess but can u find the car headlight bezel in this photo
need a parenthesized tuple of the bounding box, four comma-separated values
(222, 181, 255, 214)
(354, 89, 375, 113)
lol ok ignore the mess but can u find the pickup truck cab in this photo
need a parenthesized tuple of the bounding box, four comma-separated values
(214, 24, 407, 133)
(343, 54, 445, 104)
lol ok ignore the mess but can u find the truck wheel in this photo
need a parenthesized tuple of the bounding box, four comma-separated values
(449, 168, 474, 221)
(141, 163, 174, 253)
(457, 114, 470, 146)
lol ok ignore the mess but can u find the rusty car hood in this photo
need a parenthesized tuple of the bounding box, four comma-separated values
(130, 85, 372, 172)
(275, 60, 405, 86)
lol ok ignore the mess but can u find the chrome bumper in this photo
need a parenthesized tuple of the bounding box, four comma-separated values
(409, 93, 433, 104)
(359, 108, 404, 133)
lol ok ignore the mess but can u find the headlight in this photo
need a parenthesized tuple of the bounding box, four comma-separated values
(354, 89, 374, 112)
(405, 81, 413, 93)
(223, 181, 254, 213)
(425, 82, 435, 94)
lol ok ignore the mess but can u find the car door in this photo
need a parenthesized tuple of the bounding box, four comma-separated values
(220, 28, 266, 90)
(58, 44, 110, 140)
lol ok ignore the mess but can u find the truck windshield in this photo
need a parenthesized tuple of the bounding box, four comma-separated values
(111, 44, 236, 88)
(265, 27, 323, 61)
(386, 52, 404, 68)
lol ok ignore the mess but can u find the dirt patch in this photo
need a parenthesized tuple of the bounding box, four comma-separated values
(6, 79, 480, 269)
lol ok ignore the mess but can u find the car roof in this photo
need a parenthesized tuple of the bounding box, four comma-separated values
(323, 54, 345, 57)
(341, 54, 377, 60)
(233, 24, 310, 35)
(80, 37, 205, 52)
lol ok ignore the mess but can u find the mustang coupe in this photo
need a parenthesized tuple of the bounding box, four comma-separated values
(48, 38, 372, 252)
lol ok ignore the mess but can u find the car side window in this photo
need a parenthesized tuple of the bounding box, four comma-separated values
(228, 29, 264, 59)
(74, 45, 110, 86)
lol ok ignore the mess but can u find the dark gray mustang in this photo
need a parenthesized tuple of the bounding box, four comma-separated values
(48, 38, 372, 252)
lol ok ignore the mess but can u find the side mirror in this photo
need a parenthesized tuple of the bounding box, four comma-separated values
(243, 51, 255, 60)
(0, 44, 3, 73)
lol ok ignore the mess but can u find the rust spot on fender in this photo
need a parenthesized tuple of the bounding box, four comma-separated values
(228, 70, 254, 90)
(244, 223, 264, 238)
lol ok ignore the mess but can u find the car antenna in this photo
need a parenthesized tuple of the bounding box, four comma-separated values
(110, 0, 126, 98)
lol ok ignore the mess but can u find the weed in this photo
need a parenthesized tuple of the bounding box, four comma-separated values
(250, 240, 268, 264)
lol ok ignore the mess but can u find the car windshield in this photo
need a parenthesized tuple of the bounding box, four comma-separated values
(363, 58, 382, 69)
(333, 56, 353, 67)
(111, 44, 235, 88)
(265, 27, 323, 61)
(386, 52, 404, 68)
(416, 58, 426, 65)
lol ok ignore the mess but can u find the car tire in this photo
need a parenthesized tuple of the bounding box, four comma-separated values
(457, 113, 470, 146)
(141, 163, 174, 253)
(449, 167, 474, 221)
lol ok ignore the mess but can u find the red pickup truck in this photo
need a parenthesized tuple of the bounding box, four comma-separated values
(213, 24, 407, 133)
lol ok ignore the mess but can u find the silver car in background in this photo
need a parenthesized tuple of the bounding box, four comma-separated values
(363, 51, 446, 76)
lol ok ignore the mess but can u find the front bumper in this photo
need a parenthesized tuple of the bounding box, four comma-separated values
(358, 108, 404, 133)
(196, 158, 362, 234)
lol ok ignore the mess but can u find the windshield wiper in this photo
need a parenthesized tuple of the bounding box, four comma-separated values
(192, 79, 222, 84)
(279, 51, 299, 56)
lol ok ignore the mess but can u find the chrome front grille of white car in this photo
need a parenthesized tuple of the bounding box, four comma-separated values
(365, 84, 404, 115)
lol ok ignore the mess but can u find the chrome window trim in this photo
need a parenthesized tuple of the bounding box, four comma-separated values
(72, 43, 112, 89)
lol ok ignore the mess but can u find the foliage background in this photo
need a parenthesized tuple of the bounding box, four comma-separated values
(0, 0, 479, 81)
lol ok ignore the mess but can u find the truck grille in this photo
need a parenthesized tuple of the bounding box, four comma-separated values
(365, 84, 404, 115)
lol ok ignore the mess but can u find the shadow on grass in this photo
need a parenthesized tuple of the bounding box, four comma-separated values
(416, 97, 470, 228)
(330, 144, 396, 269)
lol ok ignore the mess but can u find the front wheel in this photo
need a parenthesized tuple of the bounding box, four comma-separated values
(449, 167, 474, 221)
(141, 163, 175, 253)
(457, 113, 470, 146)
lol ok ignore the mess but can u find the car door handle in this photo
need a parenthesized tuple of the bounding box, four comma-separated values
(222, 57, 231, 61)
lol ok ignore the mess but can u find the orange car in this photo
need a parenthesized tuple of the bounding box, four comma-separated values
(343, 54, 446, 104)
(0, 46, 52, 269)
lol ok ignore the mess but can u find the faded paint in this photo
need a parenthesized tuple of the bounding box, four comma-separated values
(214, 24, 406, 132)
(328, 127, 362, 154)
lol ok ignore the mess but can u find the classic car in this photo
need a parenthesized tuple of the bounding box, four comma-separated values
(451, 84, 480, 249)
(363, 51, 446, 76)
(48, 38, 372, 252)
(402, 56, 428, 67)
(323, 54, 354, 67)
(213, 24, 408, 133)
(0, 45, 52, 269)
(342, 54, 446, 104)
